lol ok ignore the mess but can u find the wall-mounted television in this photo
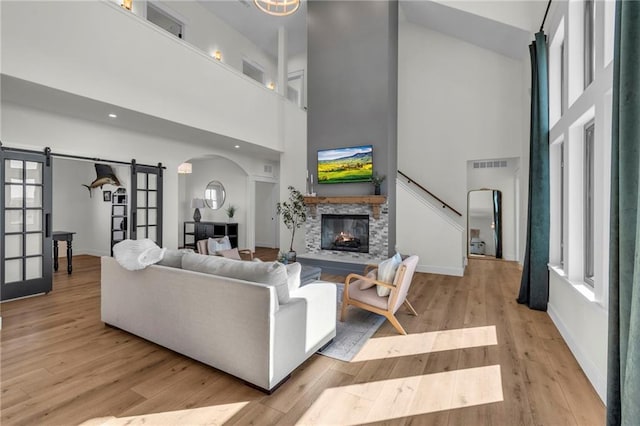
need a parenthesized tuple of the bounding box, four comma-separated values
(317, 145, 373, 184)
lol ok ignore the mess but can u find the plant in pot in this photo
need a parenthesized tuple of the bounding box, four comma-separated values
(225, 204, 236, 221)
(276, 186, 307, 263)
(371, 173, 386, 195)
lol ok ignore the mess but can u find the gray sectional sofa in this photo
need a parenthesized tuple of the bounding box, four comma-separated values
(101, 253, 337, 392)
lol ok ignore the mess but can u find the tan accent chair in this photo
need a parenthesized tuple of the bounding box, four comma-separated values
(196, 239, 254, 261)
(340, 255, 419, 335)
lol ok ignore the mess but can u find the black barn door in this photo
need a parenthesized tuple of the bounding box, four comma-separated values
(1, 148, 53, 301)
(130, 161, 163, 247)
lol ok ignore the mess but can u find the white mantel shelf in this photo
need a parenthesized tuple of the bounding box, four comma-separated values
(303, 195, 387, 219)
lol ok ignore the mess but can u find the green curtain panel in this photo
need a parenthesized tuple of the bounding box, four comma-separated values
(517, 31, 550, 311)
(607, 1, 640, 424)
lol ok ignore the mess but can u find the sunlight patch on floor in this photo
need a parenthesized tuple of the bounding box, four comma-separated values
(79, 401, 250, 426)
(296, 365, 503, 425)
(352, 325, 498, 362)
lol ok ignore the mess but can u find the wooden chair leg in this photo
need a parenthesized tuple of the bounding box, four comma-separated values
(340, 297, 349, 322)
(385, 313, 407, 335)
(404, 299, 418, 316)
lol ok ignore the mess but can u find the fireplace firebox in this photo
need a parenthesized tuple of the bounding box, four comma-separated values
(321, 214, 369, 253)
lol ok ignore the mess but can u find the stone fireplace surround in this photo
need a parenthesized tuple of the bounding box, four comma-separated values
(302, 196, 389, 264)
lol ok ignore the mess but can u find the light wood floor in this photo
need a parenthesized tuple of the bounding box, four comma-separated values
(0, 253, 605, 425)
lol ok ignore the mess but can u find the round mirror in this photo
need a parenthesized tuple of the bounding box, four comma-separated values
(204, 180, 226, 210)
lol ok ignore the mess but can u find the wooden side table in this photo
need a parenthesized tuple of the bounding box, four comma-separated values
(53, 231, 76, 274)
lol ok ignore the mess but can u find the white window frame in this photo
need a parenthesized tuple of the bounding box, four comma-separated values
(583, 0, 595, 88)
(584, 120, 595, 286)
(242, 58, 265, 85)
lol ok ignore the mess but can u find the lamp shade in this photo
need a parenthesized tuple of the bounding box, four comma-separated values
(178, 162, 192, 174)
(191, 198, 205, 209)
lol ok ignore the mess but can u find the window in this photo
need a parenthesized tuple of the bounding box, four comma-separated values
(560, 40, 566, 115)
(560, 142, 565, 268)
(584, 121, 595, 285)
(242, 59, 265, 84)
(147, 3, 183, 39)
(287, 70, 304, 108)
(584, 0, 595, 88)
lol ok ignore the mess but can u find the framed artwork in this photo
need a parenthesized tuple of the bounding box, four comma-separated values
(103, 190, 112, 202)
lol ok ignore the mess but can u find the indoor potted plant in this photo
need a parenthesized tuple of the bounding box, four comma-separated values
(371, 172, 386, 195)
(225, 204, 236, 221)
(276, 186, 307, 262)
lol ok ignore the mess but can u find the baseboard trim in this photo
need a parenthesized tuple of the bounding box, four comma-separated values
(547, 302, 606, 402)
(416, 264, 464, 277)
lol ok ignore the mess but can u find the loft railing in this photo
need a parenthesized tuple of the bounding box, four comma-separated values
(397, 170, 462, 217)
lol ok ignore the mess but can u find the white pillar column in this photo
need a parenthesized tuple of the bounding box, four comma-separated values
(277, 26, 288, 97)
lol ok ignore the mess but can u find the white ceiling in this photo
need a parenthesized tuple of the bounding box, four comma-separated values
(400, 0, 534, 59)
(197, 0, 546, 62)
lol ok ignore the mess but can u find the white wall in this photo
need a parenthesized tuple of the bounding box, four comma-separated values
(541, 0, 614, 402)
(127, 0, 278, 87)
(287, 53, 308, 110)
(278, 99, 307, 254)
(2, 0, 282, 151)
(396, 180, 465, 276)
(2, 101, 294, 252)
(398, 22, 526, 224)
(179, 157, 249, 248)
(467, 159, 520, 261)
(52, 158, 130, 256)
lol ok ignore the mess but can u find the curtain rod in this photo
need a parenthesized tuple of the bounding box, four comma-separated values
(540, 0, 552, 32)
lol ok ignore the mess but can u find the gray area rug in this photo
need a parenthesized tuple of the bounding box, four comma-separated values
(318, 283, 386, 362)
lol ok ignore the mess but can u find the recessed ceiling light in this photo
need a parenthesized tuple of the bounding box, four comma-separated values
(234, 145, 240, 149)
(108, 113, 117, 118)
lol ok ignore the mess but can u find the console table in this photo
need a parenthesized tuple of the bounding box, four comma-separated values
(52, 231, 75, 274)
(183, 221, 238, 251)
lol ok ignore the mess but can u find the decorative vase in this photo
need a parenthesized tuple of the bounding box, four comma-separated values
(286, 251, 297, 263)
(374, 185, 381, 195)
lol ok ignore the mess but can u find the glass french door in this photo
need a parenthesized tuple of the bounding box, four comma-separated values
(130, 161, 163, 247)
(1, 149, 53, 301)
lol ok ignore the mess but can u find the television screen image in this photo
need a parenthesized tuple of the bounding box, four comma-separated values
(317, 145, 373, 184)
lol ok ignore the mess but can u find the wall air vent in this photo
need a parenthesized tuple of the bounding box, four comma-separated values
(473, 160, 509, 169)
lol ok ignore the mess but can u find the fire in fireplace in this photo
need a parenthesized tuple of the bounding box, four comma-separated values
(321, 214, 369, 253)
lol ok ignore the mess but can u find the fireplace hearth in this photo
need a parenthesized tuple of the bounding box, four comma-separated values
(321, 214, 369, 253)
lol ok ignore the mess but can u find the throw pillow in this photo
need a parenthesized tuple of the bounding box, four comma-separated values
(285, 262, 302, 293)
(359, 270, 378, 290)
(376, 252, 402, 297)
(182, 253, 290, 304)
(218, 247, 242, 260)
(113, 239, 166, 271)
(157, 248, 193, 268)
(207, 236, 231, 255)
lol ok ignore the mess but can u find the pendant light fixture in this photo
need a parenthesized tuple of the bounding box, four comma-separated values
(254, 0, 300, 16)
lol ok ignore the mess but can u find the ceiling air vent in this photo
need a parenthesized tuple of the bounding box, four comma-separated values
(237, 0, 251, 8)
